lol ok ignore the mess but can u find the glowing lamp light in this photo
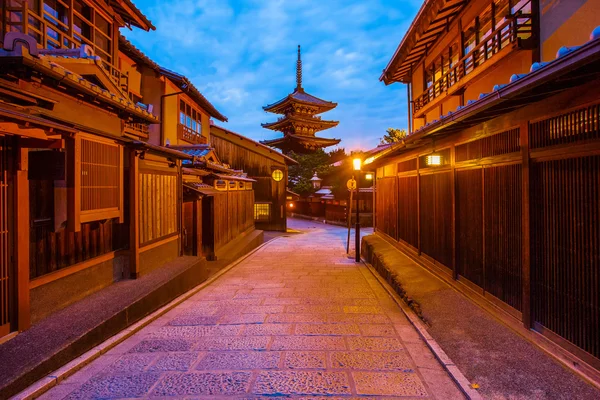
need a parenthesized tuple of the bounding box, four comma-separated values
(426, 154, 442, 166)
(365, 173, 374, 180)
(288, 203, 294, 208)
(272, 169, 284, 181)
(353, 158, 362, 171)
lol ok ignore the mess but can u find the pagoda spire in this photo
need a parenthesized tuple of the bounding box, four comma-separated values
(296, 45, 302, 90)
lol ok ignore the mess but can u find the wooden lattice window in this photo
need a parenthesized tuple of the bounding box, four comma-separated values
(139, 171, 178, 245)
(254, 203, 271, 221)
(79, 135, 123, 224)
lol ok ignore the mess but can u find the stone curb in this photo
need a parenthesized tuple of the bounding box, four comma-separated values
(362, 260, 483, 400)
(11, 238, 281, 400)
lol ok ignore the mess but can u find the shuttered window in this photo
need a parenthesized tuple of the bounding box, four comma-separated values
(79, 136, 123, 223)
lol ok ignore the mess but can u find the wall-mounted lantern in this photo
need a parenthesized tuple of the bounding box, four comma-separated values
(426, 154, 442, 166)
(272, 169, 284, 182)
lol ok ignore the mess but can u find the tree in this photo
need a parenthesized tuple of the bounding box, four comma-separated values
(287, 148, 349, 196)
(380, 128, 407, 144)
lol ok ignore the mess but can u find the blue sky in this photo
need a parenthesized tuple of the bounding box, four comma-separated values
(124, 0, 421, 151)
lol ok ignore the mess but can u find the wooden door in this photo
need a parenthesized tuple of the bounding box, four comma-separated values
(0, 135, 13, 338)
(182, 201, 196, 256)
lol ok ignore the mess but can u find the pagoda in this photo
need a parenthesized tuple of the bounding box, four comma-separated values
(261, 46, 341, 153)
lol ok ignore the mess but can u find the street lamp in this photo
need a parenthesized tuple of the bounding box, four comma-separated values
(353, 157, 362, 262)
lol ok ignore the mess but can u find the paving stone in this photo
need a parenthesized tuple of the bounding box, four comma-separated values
(271, 336, 346, 351)
(153, 371, 252, 396)
(197, 351, 280, 370)
(168, 315, 221, 326)
(219, 313, 267, 324)
(241, 305, 285, 314)
(285, 304, 342, 313)
(331, 351, 414, 371)
(150, 325, 242, 338)
(195, 336, 270, 351)
(149, 352, 200, 371)
(352, 371, 428, 397)
(343, 305, 384, 314)
(328, 313, 390, 324)
(295, 323, 360, 336)
(347, 337, 404, 351)
(263, 297, 303, 305)
(105, 353, 156, 373)
(129, 338, 194, 353)
(359, 324, 397, 337)
(253, 371, 352, 395)
(268, 313, 329, 324)
(64, 373, 161, 399)
(284, 351, 327, 369)
(242, 323, 293, 336)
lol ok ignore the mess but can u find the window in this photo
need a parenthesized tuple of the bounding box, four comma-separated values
(80, 136, 122, 222)
(6, 0, 115, 66)
(179, 99, 202, 135)
(254, 203, 271, 221)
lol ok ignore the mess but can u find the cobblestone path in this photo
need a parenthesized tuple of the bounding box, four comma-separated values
(40, 220, 464, 399)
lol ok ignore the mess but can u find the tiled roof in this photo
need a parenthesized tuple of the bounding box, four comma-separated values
(159, 67, 227, 122)
(108, 0, 155, 31)
(0, 34, 158, 123)
(264, 88, 337, 111)
(174, 145, 212, 158)
(119, 35, 160, 71)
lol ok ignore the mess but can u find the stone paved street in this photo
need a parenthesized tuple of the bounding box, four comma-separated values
(39, 219, 464, 399)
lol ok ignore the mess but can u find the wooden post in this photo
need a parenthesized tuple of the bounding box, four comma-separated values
(195, 199, 202, 256)
(521, 121, 532, 328)
(451, 145, 457, 279)
(129, 149, 140, 279)
(66, 135, 81, 232)
(203, 196, 216, 261)
(417, 159, 421, 255)
(15, 142, 30, 331)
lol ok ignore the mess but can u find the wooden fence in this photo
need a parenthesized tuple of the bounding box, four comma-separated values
(213, 190, 254, 251)
(29, 219, 127, 279)
(375, 102, 600, 365)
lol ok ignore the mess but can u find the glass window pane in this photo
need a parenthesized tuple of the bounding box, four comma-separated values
(180, 100, 185, 113)
(96, 14, 111, 36)
(186, 116, 191, 128)
(73, 0, 92, 21)
(478, 7, 493, 41)
(180, 112, 185, 125)
(494, 0, 510, 27)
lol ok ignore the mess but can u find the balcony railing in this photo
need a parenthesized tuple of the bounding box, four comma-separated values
(124, 122, 149, 138)
(413, 14, 533, 115)
(178, 123, 207, 144)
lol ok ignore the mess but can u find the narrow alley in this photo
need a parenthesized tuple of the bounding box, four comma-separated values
(37, 220, 463, 399)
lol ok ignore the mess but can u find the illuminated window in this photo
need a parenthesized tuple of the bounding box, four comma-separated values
(254, 203, 271, 221)
(272, 169, 284, 182)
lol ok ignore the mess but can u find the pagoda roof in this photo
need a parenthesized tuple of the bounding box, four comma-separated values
(261, 134, 341, 153)
(263, 88, 337, 114)
(261, 114, 339, 132)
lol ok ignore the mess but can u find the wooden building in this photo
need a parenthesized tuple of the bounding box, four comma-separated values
(119, 36, 259, 259)
(261, 46, 341, 153)
(0, 0, 220, 337)
(210, 124, 297, 232)
(372, 0, 600, 376)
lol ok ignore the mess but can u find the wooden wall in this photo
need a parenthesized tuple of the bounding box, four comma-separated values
(375, 85, 600, 367)
(213, 190, 254, 251)
(210, 128, 288, 231)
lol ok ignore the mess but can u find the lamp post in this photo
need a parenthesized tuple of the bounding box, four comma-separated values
(353, 158, 362, 262)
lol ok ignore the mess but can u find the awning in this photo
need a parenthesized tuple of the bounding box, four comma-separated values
(130, 141, 194, 160)
(0, 105, 77, 135)
(211, 173, 256, 183)
(183, 182, 220, 196)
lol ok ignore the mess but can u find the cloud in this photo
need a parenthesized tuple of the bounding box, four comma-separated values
(125, 0, 419, 151)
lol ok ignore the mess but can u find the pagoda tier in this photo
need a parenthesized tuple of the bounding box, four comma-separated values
(261, 45, 340, 154)
(263, 88, 337, 115)
(262, 134, 341, 154)
(261, 114, 339, 135)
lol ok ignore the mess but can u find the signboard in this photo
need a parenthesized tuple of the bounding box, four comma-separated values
(347, 178, 357, 190)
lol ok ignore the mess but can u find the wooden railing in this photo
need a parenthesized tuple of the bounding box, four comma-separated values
(178, 123, 207, 144)
(413, 14, 533, 115)
(124, 122, 149, 138)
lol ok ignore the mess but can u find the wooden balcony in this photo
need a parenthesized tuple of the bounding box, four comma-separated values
(124, 122, 149, 138)
(413, 14, 534, 116)
(178, 123, 207, 144)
